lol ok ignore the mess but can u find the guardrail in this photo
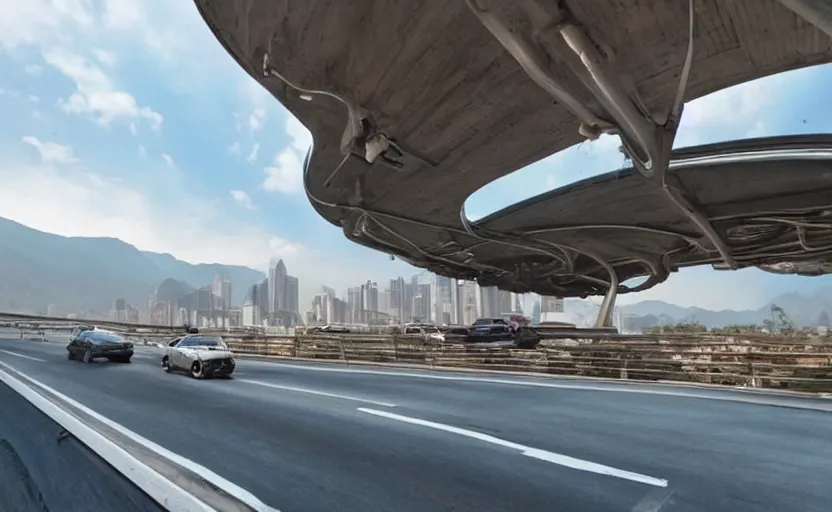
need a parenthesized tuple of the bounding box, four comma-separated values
(218, 333, 832, 393)
(4, 314, 831, 393)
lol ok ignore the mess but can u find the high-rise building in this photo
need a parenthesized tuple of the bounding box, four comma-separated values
(498, 289, 512, 316)
(110, 298, 127, 322)
(514, 293, 524, 314)
(362, 281, 379, 322)
(242, 282, 260, 326)
(435, 276, 454, 323)
(456, 280, 479, 325)
(413, 283, 432, 322)
(540, 295, 574, 325)
(286, 275, 299, 313)
(389, 277, 405, 322)
(479, 286, 499, 318)
(268, 259, 287, 313)
(212, 274, 233, 309)
(346, 286, 361, 323)
(540, 296, 565, 313)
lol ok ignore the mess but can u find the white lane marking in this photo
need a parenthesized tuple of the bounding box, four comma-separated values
(0, 360, 280, 512)
(258, 362, 821, 406)
(0, 364, 214, 512)
(0, 349, 46, 362)
(358, 407, 668, 488)
(239, 378, 397, 407)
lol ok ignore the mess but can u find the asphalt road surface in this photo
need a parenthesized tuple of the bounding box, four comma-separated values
(1, 336, 831, 512)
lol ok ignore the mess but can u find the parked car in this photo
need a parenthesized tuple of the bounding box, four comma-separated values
(467, 320, 516, 343)
(67, 331, 133, 363)
(308, 324, 351, 334)
(467, 317, 541, 349)
(161, 335, 235, 379)
(403, 323, 445, 342)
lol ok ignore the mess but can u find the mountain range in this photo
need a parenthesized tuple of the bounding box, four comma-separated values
(565, 285, 832, 328)
(0, 217, 264, 316)
(0, 216, 830, 327)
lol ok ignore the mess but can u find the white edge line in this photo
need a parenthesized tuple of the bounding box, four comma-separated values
(0, 349, 46, 362)
(0, 364, 214, 512)
(0, 360, 280, 512)
(262, 362, 827, 406)
(358, 407, 668, 488)
(238, 379, 397, 407)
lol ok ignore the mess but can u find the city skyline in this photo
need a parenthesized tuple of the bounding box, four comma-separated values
(96, 266, 612, 329)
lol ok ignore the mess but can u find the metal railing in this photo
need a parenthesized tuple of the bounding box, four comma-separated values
(4, 313, 831, 393)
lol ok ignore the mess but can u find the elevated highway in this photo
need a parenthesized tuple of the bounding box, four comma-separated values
(2, 334, 832, 511)
(195, 0, 832, 327)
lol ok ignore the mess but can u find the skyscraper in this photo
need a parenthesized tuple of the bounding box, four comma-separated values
(541, 296, 565, 313)
(212, 274, 232, 309)
(457, 280, 479, 325)
(268, 259, 287, 313)
(435, 275, 454, 323)
(287, 275, 299, 313)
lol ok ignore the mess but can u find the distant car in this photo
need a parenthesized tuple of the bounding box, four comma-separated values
(403, 323, 445, 342)
(67, 331, 133, 363)
(309, 324, 351, 334)
(161, 335, 235, 379)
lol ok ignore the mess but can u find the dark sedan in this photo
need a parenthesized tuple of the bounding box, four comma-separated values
(67, 331, 133, 363)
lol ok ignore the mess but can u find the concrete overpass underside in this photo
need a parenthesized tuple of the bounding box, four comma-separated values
(195, 0, 832, 324)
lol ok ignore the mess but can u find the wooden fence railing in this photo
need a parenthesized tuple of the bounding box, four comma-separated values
(217, 333, 832, 393)
(11, 325, 832, 393)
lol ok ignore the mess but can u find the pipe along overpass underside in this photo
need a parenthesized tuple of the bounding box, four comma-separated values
(196, 0, 832, 326)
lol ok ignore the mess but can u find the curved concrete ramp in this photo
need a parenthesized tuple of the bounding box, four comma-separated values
(195, 0, 832, 301)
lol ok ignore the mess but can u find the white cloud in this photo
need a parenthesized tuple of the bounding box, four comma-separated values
(43, 48, 163, 131)
(0, 0, 93, 50)
(28, 94, 39, 103)
(246, 143, 260, 163)
(161, 153, 175, 168)
(262, 150, 304, 194)
(21, 136, 79, 165)
(230, 190, 255, 210)
(102, 0, 143, 31)
(25, 65, 43, 75)
(286, 115, 313, 153)
(0, 161, 304, 272)
(93, 48, 116, 66)
(0, 88, 19, 97)
(138, 145, 147, 157)
(249, 107, 266, 132)
(241, 78, 273, 133)
(261, 115, 313, 194)
(228, 141, 241, 155)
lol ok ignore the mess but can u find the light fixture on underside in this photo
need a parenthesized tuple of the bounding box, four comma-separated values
(758, 261, 832, 275)
(299, 94, 313, 101)
(725, 224, 785, 243)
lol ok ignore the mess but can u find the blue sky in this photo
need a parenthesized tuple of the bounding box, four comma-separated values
(1, 1, 831, 311)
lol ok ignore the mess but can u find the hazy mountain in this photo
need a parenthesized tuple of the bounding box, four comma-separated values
(1, 216, 830, 326)
(0, 217, 265, 315)
(613, 285, 832, 328)
(563, 280, 832, 329)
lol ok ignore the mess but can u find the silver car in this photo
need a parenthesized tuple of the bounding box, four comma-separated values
(161, 335, 235, 379)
